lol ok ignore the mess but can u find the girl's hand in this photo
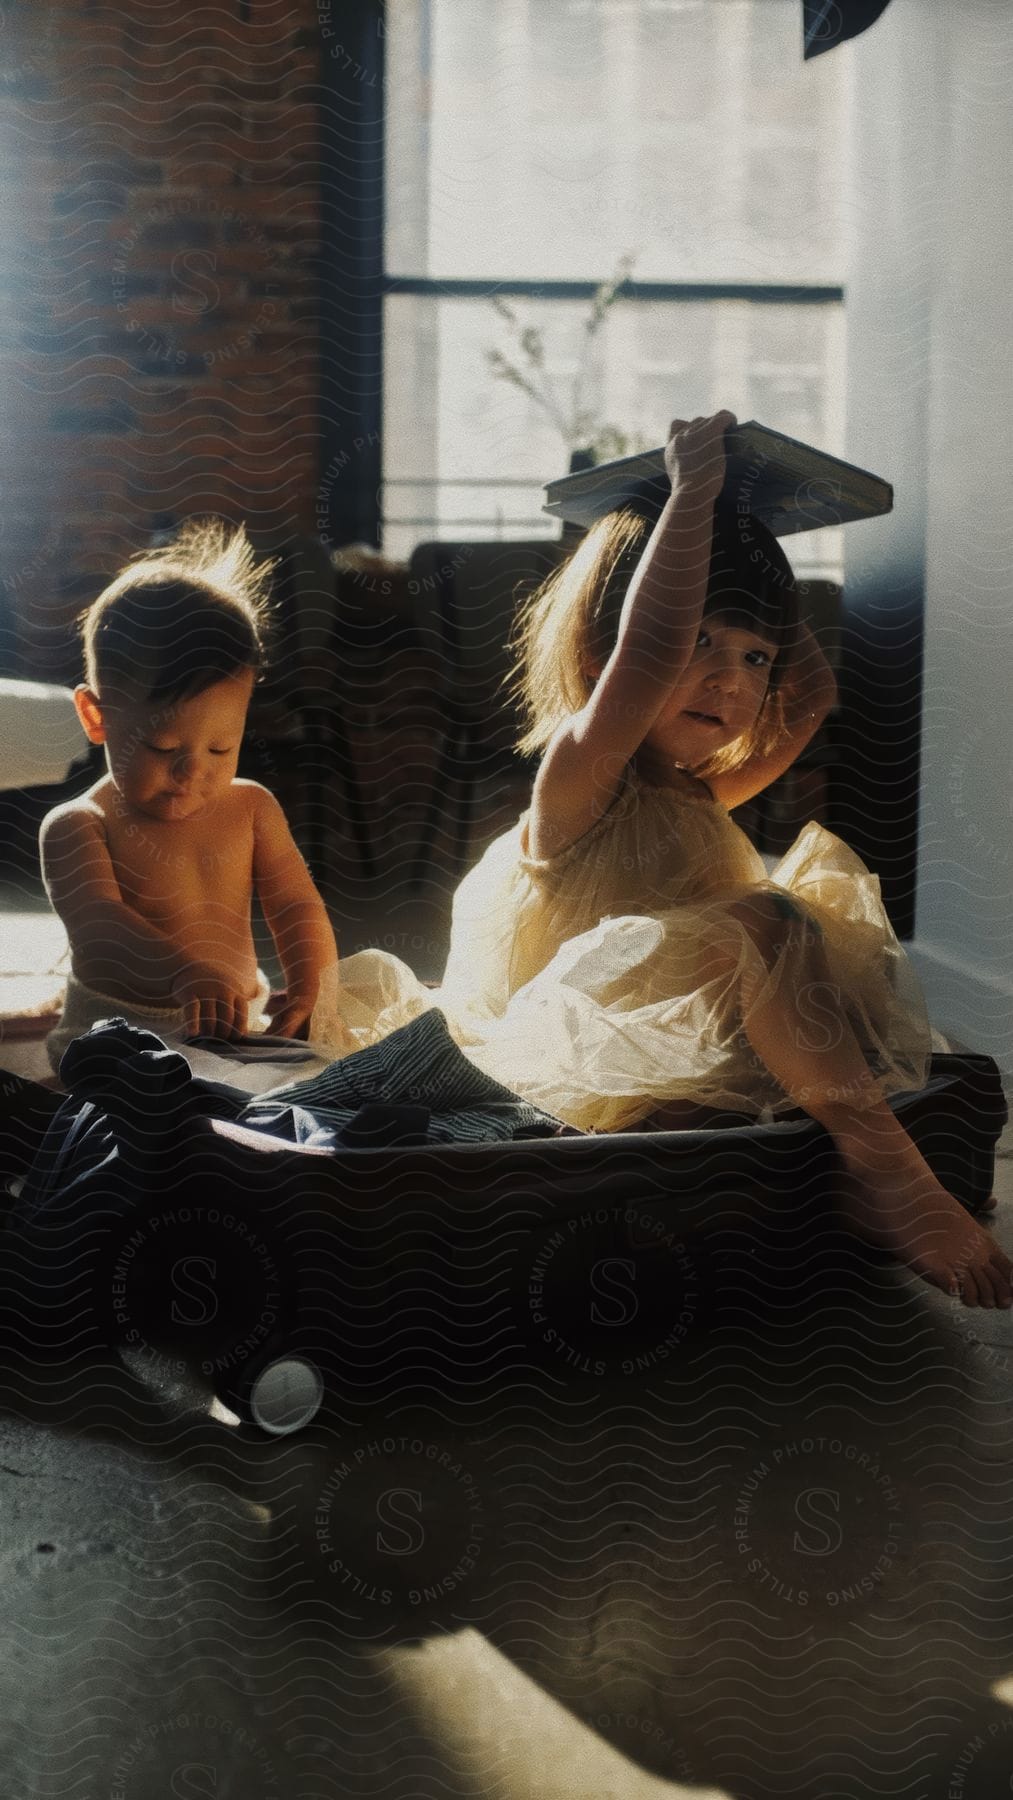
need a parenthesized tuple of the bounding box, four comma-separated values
(663, 411, 736, 501)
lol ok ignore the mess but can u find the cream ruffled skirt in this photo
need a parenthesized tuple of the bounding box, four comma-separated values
(310, 822, 933, 1133)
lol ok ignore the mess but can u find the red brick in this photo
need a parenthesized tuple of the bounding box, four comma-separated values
(0, 0, 327, 670)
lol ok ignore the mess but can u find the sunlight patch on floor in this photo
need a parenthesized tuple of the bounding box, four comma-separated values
(379, 1631, 732, 1800)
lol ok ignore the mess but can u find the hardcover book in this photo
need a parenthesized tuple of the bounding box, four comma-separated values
(542, 421, 893, 537)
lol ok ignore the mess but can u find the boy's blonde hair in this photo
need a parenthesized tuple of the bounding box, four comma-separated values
(514, 504, 801, 780)
(81, 520, 274, 704)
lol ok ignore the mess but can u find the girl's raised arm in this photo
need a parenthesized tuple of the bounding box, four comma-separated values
(528, 411, 734, 860)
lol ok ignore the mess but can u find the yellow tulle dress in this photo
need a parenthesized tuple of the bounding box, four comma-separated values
(318, 767, 932, 1133)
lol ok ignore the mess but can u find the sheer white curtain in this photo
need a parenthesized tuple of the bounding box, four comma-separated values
(383, 0, 848, 573)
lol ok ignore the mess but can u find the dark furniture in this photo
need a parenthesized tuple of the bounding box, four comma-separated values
(241, 532, 375, 884)
(406, 539, 564, 888)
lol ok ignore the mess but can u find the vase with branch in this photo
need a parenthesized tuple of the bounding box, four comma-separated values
(485, 254, 645, 470)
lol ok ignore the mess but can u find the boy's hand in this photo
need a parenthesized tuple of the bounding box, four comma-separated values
(268, 986, 358, 1052)
(266, 986, 317, 1040)
(173, 965, 249, 1040)
(663, 411, 736, 501)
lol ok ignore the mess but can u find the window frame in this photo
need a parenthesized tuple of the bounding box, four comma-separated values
(377, 279, 844, 547)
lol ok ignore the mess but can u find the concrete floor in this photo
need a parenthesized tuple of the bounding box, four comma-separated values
(4, 870, 1013, 1798)
(1, 1119, 1012, 1795)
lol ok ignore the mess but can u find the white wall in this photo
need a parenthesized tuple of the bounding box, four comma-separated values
(845, 0, 1013, 1077)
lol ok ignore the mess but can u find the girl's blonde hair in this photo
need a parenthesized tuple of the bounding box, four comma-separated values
(81, 520, 274, 703)
(514, 503, 801, 780)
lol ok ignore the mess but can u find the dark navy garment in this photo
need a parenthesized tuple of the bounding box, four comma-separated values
(15, 1010, 565, 1231)
(4, 1013, 567, 1319)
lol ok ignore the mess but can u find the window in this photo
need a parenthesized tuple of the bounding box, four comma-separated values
(383, 0, 849, 574)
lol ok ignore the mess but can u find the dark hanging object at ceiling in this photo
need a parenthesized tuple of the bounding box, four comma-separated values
(803, 0, 893, 58)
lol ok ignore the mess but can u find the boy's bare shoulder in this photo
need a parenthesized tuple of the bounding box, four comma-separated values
(233, 778, 285, 820)
(232, 779, 274, 799)
(219, 781, 288, 854)
(39, 783, 111, 846)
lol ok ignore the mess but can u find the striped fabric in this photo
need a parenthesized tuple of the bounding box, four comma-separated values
(243, 1009, 565, 1146)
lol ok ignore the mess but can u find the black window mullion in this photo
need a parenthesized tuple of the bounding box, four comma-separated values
(382, 278, 844, 305)
(319, 0, 385, 549)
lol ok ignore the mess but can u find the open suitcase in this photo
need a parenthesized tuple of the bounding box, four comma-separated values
(3, 1049, 1007, 1434)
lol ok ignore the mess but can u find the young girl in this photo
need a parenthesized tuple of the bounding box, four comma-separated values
(40, 522, 348, 1069)
(426, 411, 1009, 1310)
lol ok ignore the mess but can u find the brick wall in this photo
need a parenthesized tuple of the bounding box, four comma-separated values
(0, 0, 326, 682)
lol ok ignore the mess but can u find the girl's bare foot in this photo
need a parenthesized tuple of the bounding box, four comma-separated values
(831, 1115, 1012, 1308)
